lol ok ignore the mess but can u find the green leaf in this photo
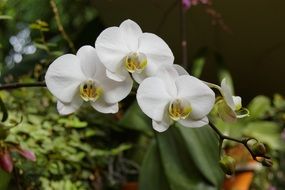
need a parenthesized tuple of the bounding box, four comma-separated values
(243, 121, 284, 150)
(191, 57, 205, 78)
(139, 125, 223, 190)
(139, 140, 170, 190)
(0, 169, 11, 190)
(247, 96, 271, 119)
(119, 102, 152, 135)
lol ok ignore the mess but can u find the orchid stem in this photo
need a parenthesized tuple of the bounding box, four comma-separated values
(0, 82, 46, 91)
(208, 122, 270, 162)
(180, 0, 188, 68)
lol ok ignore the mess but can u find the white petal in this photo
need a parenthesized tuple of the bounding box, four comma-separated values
(119, 19, 142, 51)
(106, 69, 128, 82)
(45, 54, 85, 103)
(154, 65, 178, 97)
(173, 64, 189, 76)
(56, 95, 83, 115)
(76, 45, 98, 78)
(178, 116, 209, 128)
(221, 79, 235, 110)
(132, 71, 148, 84)
(95, 26, 129, 73)
(233, 96, 242, 110)
(137, 77, 172, 121)
(152, 120, 170, 132)
(175, 75, 215, 119)
(152, 111, 173, 132)
(100, 74, 133, 104)
(138, 33, 174, 76)
(91, 99, 119, 114)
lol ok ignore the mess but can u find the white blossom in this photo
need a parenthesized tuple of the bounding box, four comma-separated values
(136, 65, 215, 132)
(95, 19, 174, 84)
(45, 45, 132, 115)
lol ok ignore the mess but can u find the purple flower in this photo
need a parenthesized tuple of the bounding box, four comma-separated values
(182, 0, 209, 10)
(0, 151, 13, 173)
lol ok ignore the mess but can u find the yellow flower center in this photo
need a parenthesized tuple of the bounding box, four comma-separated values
(79, 80, 103, 102)
(124, 52, 147, 73)
(168, 99, 192, 121)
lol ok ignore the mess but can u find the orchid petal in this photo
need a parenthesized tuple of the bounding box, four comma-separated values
(152, 120, 170, 132)
(57, 95, 83, 115)
(76, 45, 98, 79)
(138, 33, 174, 76)
(137, 77, 171, 121)
(95, 26, 129, 73)
(155, 65, 178, 97)
(178, 116, 209, 128)
(233, 96, 242, 110)
(176, 75, 215, 119)
(152, 111, 173, 132)
(45, 54, 85, 103)
(100, 74, 133, 104)
(221, 79, 235, 110)
(173, 64, 189, 76)
(91, 99, 119, 114)
(119, 19, 142, 51)
(106, 69, 128, 82)
(132, 71, 148, 84)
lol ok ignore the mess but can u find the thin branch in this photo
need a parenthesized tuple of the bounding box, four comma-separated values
(208, 122, 271, 162)
(0, 82, 46, 91)
(180, 0, 188, 68)
(50, 0, 75, 53)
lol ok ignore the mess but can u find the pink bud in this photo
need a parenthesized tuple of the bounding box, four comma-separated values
(0, 152, 13, 173)
(18, 149, 36, 162)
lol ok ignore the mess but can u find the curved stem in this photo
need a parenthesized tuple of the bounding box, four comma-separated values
(208, 122, 270, 162)
(180, 0, 188, 68)
(50, 0, 75, 53)
(0, 82, 46, 91)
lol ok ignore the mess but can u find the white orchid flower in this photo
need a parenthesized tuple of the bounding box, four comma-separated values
(45, 45, 133, 115)
(95, 19, 174, 84)
(136, 64, 215, 132)
(216, 79, 249, 122)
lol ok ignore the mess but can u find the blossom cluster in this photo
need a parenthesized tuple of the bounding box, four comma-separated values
(45, 19, 246, 132)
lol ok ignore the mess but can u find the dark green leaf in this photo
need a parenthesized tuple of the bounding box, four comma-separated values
(139, 124, 223, 190)
(119, 102, 152, 135)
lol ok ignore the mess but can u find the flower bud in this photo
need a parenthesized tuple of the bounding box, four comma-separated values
(17, 149, 36, 162)
(251, 142, 266, 156)
(219, 155, 236, 175)
(0, 151, 13, 173)
(261, 158, 273, 167)
(216, 100, 237, 123)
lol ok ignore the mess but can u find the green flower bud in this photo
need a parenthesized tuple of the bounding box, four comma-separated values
(219, 155, 236, 175)
(251, 142, 266, 156)
(261, 158, 273, 167)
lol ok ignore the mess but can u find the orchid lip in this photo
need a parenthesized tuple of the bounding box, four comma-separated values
(79, 80, 103, 102)
(168, 99, 192, 121)
(124, 52, 147, 73)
